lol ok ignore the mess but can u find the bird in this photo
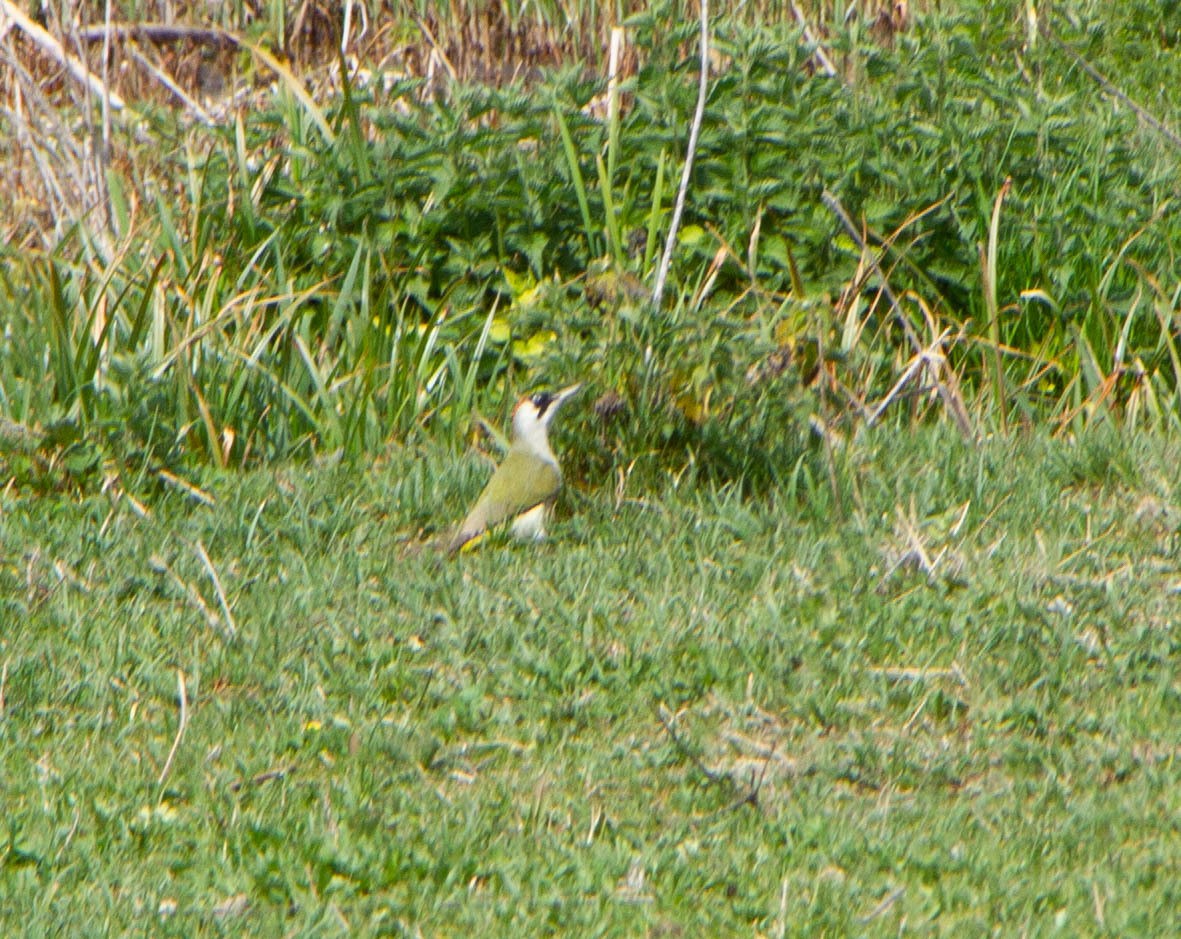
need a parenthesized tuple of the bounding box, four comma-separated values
(448, 384, 582, 554)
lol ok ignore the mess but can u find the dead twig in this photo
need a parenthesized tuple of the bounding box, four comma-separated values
(866, 329, 953, 425)
(74, 22, 237, 48)
(821, 189, 975, 440)
(656, 704, 725, 785)
(726, 737, 777, 811)
(658, 702, 777, 812)
(0, 0, 129, 110)
(228, 765, 294, 792)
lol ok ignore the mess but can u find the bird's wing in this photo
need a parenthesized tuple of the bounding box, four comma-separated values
(448, 450, 561, 554)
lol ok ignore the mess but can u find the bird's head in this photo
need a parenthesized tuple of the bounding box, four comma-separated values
(510, 383, 582, 453)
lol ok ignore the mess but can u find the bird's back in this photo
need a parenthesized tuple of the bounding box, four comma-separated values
(448, 448, 562, 553)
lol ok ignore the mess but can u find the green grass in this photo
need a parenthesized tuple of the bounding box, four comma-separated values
(3, 428, 1179, 935)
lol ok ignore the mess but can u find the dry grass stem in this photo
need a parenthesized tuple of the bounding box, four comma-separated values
(789, 2, 837, 77)
(125, 41, 216, 125)
(150, 553, 227, 637)
(156, 470, 217, 507)
(193, 539, 237, 639)
(156, 668, 188, 787)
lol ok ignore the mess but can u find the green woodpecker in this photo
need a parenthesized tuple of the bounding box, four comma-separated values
(448, 384, 582, 554)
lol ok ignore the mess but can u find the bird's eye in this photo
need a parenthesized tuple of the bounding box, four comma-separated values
(532, 392, 553, 414)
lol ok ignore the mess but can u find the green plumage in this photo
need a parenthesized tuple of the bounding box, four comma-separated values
(448, 448, 562, 553)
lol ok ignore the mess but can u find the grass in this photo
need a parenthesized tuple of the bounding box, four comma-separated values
(3, 428, 1179, 935)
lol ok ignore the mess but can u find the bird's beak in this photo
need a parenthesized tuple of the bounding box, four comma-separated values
(543, 383, 582, 424)
(553, 383, 582, 407)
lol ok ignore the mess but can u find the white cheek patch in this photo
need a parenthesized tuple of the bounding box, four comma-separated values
(510, 502, 549, 541)
(516, 418, 559, 468)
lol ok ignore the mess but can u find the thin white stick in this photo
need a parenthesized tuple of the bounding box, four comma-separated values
(0, 0, 128, 110)
(652, 0, 709, 309)
(157, 669, 188, 787)
(342, 0, 354, 54)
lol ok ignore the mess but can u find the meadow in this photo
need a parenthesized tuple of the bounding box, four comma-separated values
(2, 0, 1181, 934)
(4, 430, 1180, 935)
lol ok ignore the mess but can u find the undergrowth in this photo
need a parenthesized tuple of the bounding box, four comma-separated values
(2, 1, 1181, 495)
